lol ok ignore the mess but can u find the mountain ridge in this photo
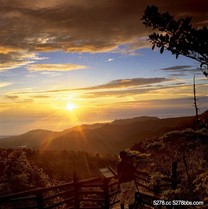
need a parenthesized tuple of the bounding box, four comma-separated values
(0, 113, 207, 154)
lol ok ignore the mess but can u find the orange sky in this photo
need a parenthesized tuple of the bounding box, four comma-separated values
(0, 0, 207, 135)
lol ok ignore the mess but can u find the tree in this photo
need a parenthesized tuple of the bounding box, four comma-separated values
(193, 75, 199, 129)
(0, 149, 51, 195)
(141, 5, 208, 77)
(132, 128, 208, 201)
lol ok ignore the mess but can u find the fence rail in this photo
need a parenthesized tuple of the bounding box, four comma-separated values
(0, 163, 178, 209)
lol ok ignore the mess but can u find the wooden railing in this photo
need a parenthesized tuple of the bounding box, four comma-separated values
(0, 176, 120, 209)
(0, 164, 178, 209)
(134, 169, 178, 208)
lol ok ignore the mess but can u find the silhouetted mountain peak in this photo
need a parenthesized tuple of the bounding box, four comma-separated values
(62, 123, 107, 134)
(0, 111, 207, 154)
(112, 116, 159, 125)
(23, 129, 53, 135)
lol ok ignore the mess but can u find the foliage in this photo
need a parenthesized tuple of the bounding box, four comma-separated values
(0, 149, 51, 195)
(194, 169, 208, 199)
(141, 5, 208, 77)
(0, 148, 117, 195)
(148, 172, 165, 193)
(0, 125, 207, 204)
(124, 150, 151, 169)
(29, 150, 116, 180)
(131, 128, 208, 201)
(161, 188, 182, 200)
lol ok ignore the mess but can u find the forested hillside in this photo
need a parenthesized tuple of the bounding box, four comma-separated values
(129, 128, 208, 202)
(0, 148, 116, 195)
(0, 111, 207, 200)
(0, 127, 207, 201)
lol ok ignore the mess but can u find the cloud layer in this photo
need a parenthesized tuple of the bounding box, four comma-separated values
(0, 0, 208, 70)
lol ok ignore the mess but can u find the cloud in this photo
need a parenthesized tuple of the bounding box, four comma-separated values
(13, 77, 174, 95)
(0, 51, 46, 71)
(27, 63, 87, 72)
(81, 77, 173, 90)
(0, 82, 13, 88)
(112, 96, 208, 117)
(48, 77, 174, 92)
(107, 58, 114, 62)
(32, 95, 51, 99)
(81, 81, 189, 99)
(4, 95, 18, 100)
(160, 65, 201, 76)
(160, 65, 192, 71)
(81, 88, 152, 98)
(118, 96, 208, 106)
(0, 0, 207, 60)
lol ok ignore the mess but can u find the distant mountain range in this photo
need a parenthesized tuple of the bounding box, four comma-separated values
(0, 111, 207, 154)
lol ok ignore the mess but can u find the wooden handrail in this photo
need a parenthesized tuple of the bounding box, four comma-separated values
(77, 177, 101, 185)
(0, 181, 74, 202)
(0, 163, 178, 209)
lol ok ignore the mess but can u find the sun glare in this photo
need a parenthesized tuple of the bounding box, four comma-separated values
(66, 102, 78, 111)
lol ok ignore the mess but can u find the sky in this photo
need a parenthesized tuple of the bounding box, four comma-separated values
(0, 0, 207, 135)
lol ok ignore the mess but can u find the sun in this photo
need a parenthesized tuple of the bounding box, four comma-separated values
(65, 102, 78, 111)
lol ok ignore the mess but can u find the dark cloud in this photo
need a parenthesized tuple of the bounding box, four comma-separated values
(81, 77, 173, 90)
(15, 77, 173, 94)
(160, 65, 202, 77)
(81, 81, 189, 99)
(0, 0, 208, 70)
(82, 88, 152, 98)
(160, 65, 192, 71)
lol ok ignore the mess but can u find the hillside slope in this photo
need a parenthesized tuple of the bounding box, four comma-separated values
(0, 129, 60, 148)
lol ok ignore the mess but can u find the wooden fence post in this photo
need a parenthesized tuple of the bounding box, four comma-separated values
(171, 161, 177, 190)
(103, 178, 110, 209)
(73, 171, 80, 209)
(36, 192, 44, 209)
